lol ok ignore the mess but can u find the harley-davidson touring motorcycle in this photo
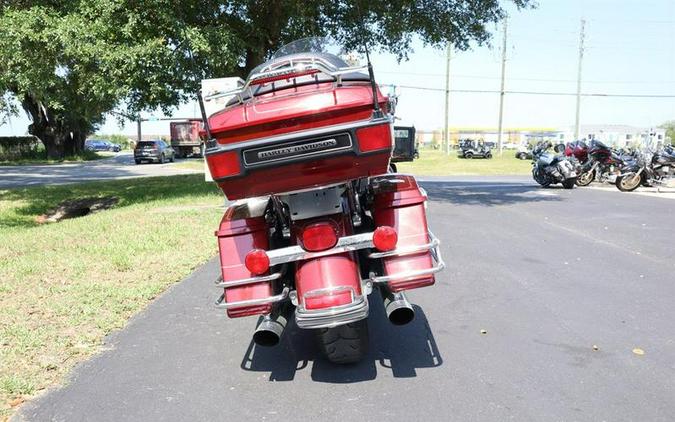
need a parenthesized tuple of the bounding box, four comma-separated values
(531, 141, 578, 188)
(615, 146, 675, 192)
(200, 38, 444, 364)
(574, 140, 630, 186)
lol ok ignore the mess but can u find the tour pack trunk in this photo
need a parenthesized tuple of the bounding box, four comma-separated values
(205, 82, 392, 199)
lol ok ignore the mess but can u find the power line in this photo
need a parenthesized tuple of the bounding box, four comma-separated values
(383, 84, 675, 98)
(377, 71, 675, 85)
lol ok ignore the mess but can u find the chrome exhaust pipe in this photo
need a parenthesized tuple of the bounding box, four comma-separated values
(382, 290, 415, 326)
(252, 305, 290, 347)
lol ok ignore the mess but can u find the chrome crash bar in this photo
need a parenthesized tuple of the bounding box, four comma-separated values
(215, 287, 290, 310)
(214, 231, 444, 309)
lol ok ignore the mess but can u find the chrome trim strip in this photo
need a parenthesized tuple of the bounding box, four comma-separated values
(205, 117, 391, 155)
(266, 232, 374, 266)
(295, 294, 369, 329)
(214, 272, 282, 288)
(215, 287, 290, 309)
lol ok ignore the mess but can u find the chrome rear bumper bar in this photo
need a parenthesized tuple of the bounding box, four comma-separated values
(295, 294, 369, 329)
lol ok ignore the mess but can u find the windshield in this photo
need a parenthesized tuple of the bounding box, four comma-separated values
(271, 37, 352, 62)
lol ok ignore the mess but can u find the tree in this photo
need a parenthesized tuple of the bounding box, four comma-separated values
(0, 0, 533, 159)
(660, 120, 675, 144)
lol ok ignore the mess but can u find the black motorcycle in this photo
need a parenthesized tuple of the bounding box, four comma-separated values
(531, 141, 578, 189)
(615, 146, 675, 192)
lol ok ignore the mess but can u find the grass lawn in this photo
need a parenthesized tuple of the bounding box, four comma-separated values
(0, 175, 224, 417)
(173, 158, 207, 171)
(0, 150, 113, 166)
(397, 149, 532, 176)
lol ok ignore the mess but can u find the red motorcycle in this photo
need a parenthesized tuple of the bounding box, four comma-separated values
(201, 38, 444, 364)
(572, 140, 625, 186)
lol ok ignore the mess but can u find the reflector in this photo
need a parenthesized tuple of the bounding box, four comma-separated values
(245, 249, 270, 275)
(373, 226, 398, 251)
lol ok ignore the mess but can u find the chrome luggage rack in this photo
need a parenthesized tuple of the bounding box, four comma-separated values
(214, 231, 445, 311)
(203, 55, 368, 106)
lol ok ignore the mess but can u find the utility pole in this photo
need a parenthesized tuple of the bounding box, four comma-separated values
(497, 18, 508, 155)
(444, 43, 452, 154)
(574, 19, 586, 141)
(136, 115, 142, 142)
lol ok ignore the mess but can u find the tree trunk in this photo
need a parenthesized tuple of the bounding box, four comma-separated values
(22, 95, 84, 160)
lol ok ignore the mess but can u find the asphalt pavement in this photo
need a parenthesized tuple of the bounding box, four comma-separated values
(17, 177, 675, 421)
(0, 153, 201, 188)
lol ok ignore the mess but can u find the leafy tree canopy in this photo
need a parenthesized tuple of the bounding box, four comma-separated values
(0, 0, 533, 158)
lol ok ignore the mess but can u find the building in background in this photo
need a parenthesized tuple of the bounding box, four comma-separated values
(562, 125, 666, 147)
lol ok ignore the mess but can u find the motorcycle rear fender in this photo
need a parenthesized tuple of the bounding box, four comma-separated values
(292, 214, 362, 310)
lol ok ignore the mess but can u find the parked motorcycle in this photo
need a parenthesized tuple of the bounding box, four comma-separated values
(531, 141, 578, 188)
(615, 147, 675, 191)
(575, 140, 628, 186)
(201, 37, 444, 364)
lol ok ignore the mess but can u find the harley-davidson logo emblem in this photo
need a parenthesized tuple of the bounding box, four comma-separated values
(257, 139, 338, 159)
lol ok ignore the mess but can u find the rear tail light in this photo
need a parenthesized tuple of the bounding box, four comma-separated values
(373, 226, 397, 251)
(301, 222, 338, 252)
(206, 151, 241, 179)
(245, 249, 270, 275)
(356, 124, 393, 153)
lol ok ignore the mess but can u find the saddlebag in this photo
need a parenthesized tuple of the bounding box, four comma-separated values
(371, 175, 437, 292)
(216, 201, 275, 318)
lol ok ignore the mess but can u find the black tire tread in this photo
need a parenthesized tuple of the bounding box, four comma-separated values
(316, 320, 368, 364)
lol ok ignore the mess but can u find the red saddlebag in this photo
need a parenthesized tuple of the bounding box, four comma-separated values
(216, 211, 273, 318)
(372, 175, 435, 292)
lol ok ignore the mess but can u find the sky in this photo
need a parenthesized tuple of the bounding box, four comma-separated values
(1, 0, 674, 136)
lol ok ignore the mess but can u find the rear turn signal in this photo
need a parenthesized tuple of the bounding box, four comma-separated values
(301, 222, 338, 252)
(245, 249, 270, 275)
(356, 124, 393, 153)
(373, 226, 398, 251)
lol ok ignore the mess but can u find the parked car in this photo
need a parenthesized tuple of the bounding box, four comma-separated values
(85, 139, 121, 152)
(134, 140, 175, 164)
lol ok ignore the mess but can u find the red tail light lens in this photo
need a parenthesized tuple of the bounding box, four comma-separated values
(356, 124, 393, 153)
(245, 249, 270, 275)
(301, 222, 338, 252)
(373, 226, 397, 251)
(206, 151, 241, 180)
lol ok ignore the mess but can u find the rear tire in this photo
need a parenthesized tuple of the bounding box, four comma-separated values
(159, 154, 166, 164)
(135, 159, 141, 165)
(485, 152, 492, 159)
(464, 152, 474, 159)
(316, 319, 369, 364)
(616, 173, 641, 192)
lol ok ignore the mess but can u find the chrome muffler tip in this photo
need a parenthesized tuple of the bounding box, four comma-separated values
(252, 308, 290, 347)
(383, 291, 415, 326)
